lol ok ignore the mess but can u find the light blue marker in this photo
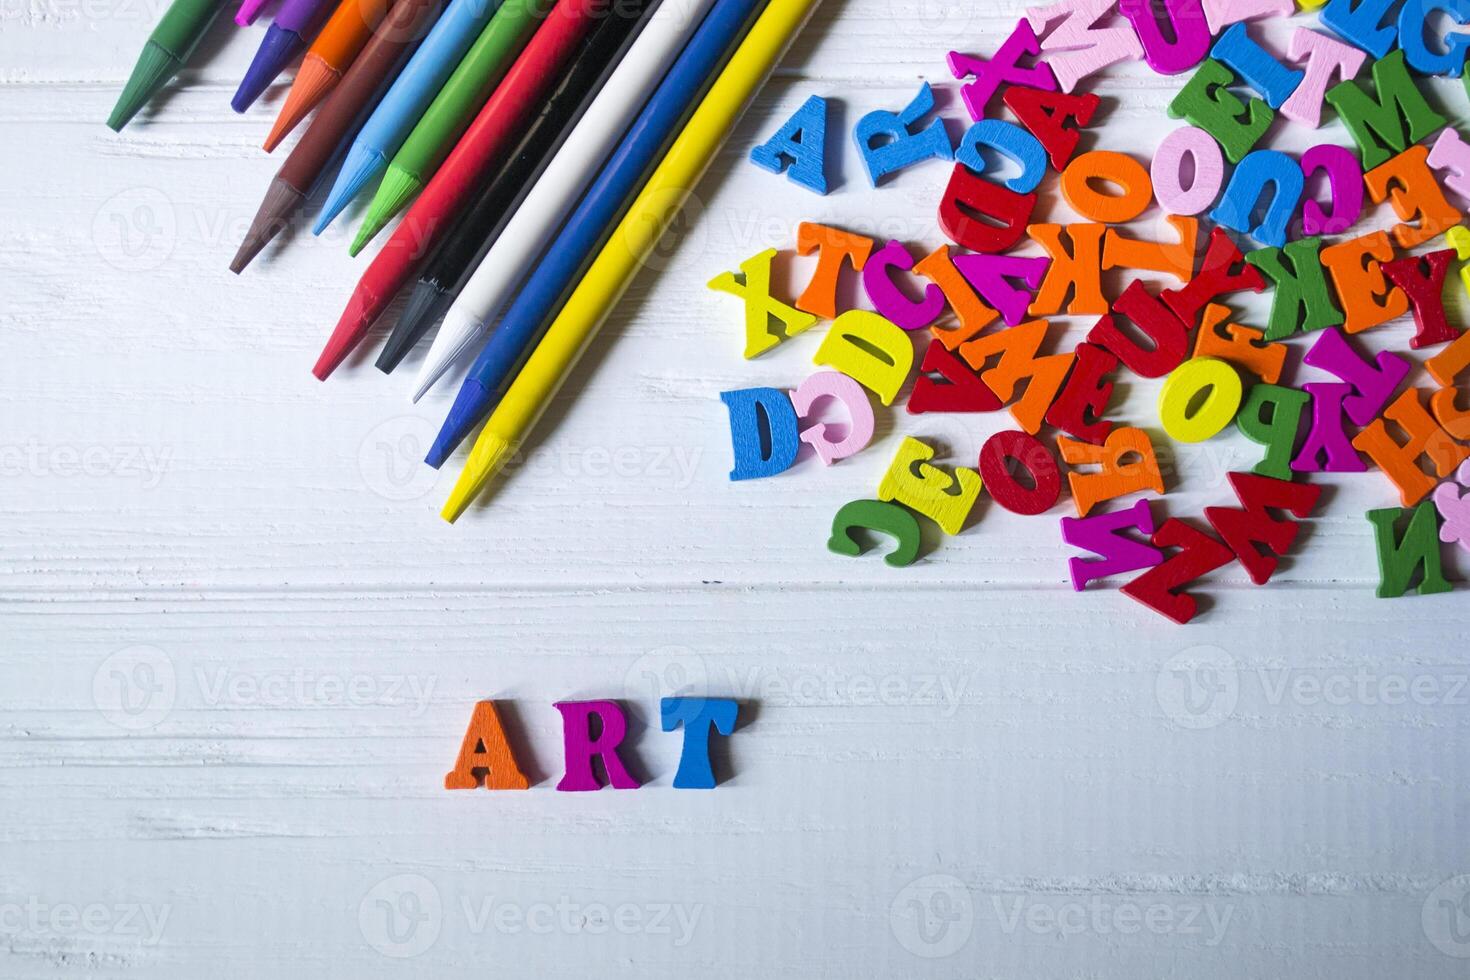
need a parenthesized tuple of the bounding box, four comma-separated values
(313, 0, 502, 233)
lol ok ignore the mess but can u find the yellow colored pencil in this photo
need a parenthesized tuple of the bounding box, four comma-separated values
(442, 0, 823, 522)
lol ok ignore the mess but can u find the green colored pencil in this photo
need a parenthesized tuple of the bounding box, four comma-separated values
(350, 0, 543, 254)
(109, 0, 229, 130)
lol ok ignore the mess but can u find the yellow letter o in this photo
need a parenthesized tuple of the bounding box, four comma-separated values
(1158, 357, 1243, 443)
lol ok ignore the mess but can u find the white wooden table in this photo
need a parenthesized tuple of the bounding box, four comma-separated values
(2, 1, 1468, 975)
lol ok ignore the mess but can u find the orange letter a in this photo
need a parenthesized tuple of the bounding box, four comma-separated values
(445, 701, 529, 790)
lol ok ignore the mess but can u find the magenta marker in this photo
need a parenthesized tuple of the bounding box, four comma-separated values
(234, 0, 271, 26)
(232, 0, 334, 112)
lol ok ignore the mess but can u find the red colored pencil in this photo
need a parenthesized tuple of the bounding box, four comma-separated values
(313, 0, 607, 380)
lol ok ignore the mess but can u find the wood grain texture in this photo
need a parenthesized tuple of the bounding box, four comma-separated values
(1, 2, 1468, 976)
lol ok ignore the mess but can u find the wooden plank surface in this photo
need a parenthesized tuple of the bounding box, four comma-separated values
(1, 2, 1468, 976)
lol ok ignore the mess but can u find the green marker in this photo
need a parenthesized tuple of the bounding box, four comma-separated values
(350, 0, 541, 254)
(108, 0, 229, 131)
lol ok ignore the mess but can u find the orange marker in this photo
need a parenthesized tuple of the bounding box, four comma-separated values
(264, 0, 393, 152)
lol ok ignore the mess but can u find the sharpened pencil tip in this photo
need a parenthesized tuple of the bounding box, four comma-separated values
(347, 226, 371, 257)
(442, 433, 512, 523)
(317, 143, 386, 235)
(233, 24, 304, 113)
(232, 177, 305, 274)
(376, 281, 448, 374)
(264, 55, 340, 152)
(411, 308, 485, 407)
(315, 282, 383, 380)
(108, 42, 180, 131)
(355, 165, 422, 251)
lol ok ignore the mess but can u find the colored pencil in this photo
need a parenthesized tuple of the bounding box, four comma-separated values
(233, 0, 337, 112)
(410, 0, 718, 401)
(312, 0, 604, 379)
(348, 0, 543, 253)
(264, 0, 394, 151)
(374, 0, 659, 372)
(440, 0, 820, 521)
(231, 0, 440, 273)
(423, 0, 759, 466)
(108, 0, 229, 131)
(236, 0, 271, 26)
(313, 0, 508, 233)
